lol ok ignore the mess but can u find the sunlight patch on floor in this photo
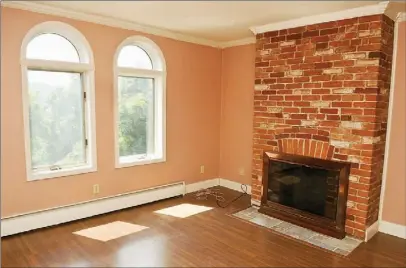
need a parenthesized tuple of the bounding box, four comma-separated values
(73, 221, 148, 242)
(154, 203, 213, 218)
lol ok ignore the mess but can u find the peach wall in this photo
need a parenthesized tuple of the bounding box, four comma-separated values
(381, 21, 406, 226)
(1, 7, 222, 217)
(219, 44, 255, 185)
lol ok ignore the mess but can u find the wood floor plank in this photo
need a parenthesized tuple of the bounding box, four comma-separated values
(2, 187, 406, 267)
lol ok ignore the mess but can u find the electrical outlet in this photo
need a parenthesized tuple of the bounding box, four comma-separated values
(93, 184, 100, 194)
(239, 168, 245, 176)
(200, 165, 205, 174)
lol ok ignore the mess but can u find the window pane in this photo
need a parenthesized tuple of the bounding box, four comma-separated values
(27, 34, 80, 62)
(28, 70, 85, 169)
(117, 46, 153, 69)
(118, 76, 154, 159)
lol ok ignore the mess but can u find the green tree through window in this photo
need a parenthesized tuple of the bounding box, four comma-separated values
(114, 38, 165, 167)
(118, 76, 153, 157)
(28, 70, 85, 169)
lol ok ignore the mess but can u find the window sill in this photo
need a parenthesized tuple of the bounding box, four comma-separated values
(28, 165, 97, 181)
(116, 156, 165, 168)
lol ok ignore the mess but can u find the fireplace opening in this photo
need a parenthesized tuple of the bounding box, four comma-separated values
(259, 151, 351, 239)
(268, 161, 340, 220)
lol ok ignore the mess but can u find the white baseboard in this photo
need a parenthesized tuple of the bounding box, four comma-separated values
(365, 221, 379, 242)
(1, 178, 251, 237)
(379, 221, 406, 239)
(1, 182, 185, 237)
(185, 178, 219, 194)
(251, 199, 261, 207)
(219, 178, 252, 194)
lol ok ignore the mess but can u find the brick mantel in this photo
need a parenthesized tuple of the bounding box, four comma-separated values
(252, 14, 394, 239)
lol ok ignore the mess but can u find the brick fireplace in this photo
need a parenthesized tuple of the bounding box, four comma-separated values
(252, 14, 394, 239)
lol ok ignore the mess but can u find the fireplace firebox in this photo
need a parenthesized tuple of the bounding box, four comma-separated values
(259, 151, 351, 239)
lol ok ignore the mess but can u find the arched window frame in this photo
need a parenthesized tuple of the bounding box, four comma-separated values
(113, 36, 166, 168)
(21, 21, 97, 181)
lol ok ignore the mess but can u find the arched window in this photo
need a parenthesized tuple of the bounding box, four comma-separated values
(114, 36, 166, 167)
(21, 21, 97, 181)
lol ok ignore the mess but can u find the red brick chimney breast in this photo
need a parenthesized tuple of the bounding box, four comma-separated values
(252, 14, 394, 239)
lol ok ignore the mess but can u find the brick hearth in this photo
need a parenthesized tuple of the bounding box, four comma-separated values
(252, 14, 394, 239)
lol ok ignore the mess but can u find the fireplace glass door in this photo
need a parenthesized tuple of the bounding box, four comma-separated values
(267, 160, 340, 220)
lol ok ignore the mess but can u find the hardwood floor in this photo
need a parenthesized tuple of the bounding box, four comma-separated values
(2, 187, 406, 267)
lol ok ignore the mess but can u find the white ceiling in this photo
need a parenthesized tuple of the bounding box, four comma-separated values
(35, 1, 383, 42)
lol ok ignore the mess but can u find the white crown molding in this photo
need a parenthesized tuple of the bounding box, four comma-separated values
(250, 1, 389, 34)
(2, 1, 400, 49)
(219, 37, 256, 49)
(1, 1, 221, 48)
(397, 12, 406, 22)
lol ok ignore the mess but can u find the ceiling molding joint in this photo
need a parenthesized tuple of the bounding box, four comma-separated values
(251, 1, 390, 35)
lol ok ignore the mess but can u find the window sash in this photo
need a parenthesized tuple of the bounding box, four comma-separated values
(32, 162, 88, 172)
(22, 59, 92, 72)
(113, 37, 166, 168)
(20, 21, 97, 181)
(26, 33, 81, 63)
(117, 75, 156, 162)
(117, 45, 153, 70)
(27, 68, 89, 172)
(116, 67, 162, 78)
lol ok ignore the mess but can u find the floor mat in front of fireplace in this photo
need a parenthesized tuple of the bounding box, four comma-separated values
(232, 206, 362, 256)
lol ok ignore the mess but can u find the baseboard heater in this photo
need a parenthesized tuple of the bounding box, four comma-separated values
(1, 181, 185, 237)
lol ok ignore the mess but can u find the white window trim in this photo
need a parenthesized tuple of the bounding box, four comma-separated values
(20, 21, 97, 181)
(113, 36, 167, 168)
